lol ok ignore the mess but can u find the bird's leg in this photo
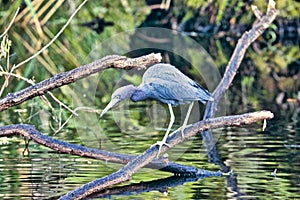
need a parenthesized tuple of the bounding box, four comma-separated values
(166, 104, 175, 137)
(155, 103, 174, 157)
(177, 102, 194, 138)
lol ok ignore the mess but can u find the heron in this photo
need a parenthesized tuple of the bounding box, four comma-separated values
(100, 63, 213, 156)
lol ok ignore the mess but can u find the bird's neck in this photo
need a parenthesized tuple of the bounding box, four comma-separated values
(130, 87, 148, 102)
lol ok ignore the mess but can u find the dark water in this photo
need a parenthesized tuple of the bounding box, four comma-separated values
(0, 106, 299, 199)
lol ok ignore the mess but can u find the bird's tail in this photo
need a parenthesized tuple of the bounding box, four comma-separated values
(198, 88, 214, 103)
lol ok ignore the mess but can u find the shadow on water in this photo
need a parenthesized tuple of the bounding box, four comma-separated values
(88, 174, 223, 199)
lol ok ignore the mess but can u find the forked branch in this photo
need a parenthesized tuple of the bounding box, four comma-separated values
(204, 0, 279, 119)
(59, 111, 273, 199)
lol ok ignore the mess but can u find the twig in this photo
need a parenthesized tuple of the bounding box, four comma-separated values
(47, 92, 77, 116)
(0, 1, 87, 111)
(0, 7, 20, 39)
(0, 69, 83, 116)
(0, 53, 162, 112)
(11, 0, 87, 71)
(0, 71, 35, 84)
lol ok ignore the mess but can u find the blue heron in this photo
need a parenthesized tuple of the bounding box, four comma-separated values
(100, 63, 213, 156)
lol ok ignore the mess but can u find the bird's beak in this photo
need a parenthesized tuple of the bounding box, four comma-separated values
(100, 98, 119, 118)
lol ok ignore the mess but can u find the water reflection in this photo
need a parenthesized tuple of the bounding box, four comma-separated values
(0, 115, 299, 199)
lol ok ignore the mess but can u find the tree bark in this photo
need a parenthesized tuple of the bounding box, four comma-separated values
(0, 53, 162, 111)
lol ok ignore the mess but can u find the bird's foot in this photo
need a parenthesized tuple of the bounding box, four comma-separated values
(154, 140, 170, 158)
(174, 126, 186, 139)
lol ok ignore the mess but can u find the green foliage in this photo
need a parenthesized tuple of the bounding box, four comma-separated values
(0, 0, 298, 127)
(254, 0, 300, 18)
(0, 35, 11, 61)
(215, 0, 229, 25)
(241, 76, 255, 88)
(186, 0, 208, 8)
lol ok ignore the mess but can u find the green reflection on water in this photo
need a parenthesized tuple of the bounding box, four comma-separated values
(0, 115, 299, 199)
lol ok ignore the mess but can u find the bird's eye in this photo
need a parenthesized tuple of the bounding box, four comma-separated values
(115, 95, 120, 100)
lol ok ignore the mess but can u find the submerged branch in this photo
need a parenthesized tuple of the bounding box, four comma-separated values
(200, 0, 278, 197)
(87, 174, 222, 199)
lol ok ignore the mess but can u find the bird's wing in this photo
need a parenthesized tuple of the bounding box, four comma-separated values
(147, 81, 179, 100)
(146, 78, 198, 104)
(143, 64, 212, 103)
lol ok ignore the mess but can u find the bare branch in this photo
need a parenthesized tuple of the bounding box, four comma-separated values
(0, 53, 162, 112)
(11, 0, 88, 71)
(204, 0, 279, 119)
(0, 110, 272, 175)
(0, 110, 273, 177)
(0, 7, 20, 39)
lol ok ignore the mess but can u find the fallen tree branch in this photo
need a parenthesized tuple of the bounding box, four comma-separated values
(59, 110, 273, 199)
(0, 123, 215, 175)
(0, 53, 162, 112)
(0, 111, 273, 176)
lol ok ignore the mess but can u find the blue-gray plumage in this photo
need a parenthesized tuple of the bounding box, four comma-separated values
(100, 63, 213, 156)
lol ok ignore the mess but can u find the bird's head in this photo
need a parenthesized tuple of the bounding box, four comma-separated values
(100, 84, 137, 118)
